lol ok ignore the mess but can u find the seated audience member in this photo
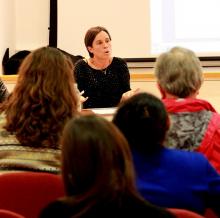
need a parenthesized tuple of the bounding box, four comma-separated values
(0, 78, 9, 103)
(0, 47, 79, 173)
(113, 92, 220, 216)
(74, 26, 139, 109)
(40, 115, 174, 218)
(2, 49, 30, 75)
(154, 46, 220, 173)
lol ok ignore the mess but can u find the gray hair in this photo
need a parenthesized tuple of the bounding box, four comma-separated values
(154, 46, 203, 97)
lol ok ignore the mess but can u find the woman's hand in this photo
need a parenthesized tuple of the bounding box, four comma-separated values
(79, 90, 88, 103)
(120, 88, 141, 103)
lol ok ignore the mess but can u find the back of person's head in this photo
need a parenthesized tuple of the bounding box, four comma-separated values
(154, 46, 203, 98)
(61, 115, 139, 203)
(1, 46, 79, 148)
(2, 50, 30, 75)
(84, 26, 111, 57)
(113, 92, 169, 154)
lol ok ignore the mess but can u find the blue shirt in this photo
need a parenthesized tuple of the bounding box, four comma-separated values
(132, 147, 220, 215)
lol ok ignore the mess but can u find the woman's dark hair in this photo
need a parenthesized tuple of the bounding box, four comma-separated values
(61, 115, 142, 216)
(84, 26, 111, 57)
(113, 92, 169, 153)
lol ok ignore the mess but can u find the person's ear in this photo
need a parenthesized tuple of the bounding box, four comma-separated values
(87, 46, 93, 54)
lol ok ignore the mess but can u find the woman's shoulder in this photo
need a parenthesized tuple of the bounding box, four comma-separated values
(112, 57, 127, 64)
(111, 57, 129, 72)
(40, 196, 174, 218)
(39, 200, 72, 218)
(75, 58, 86, 64)
(123, 196, 174, 217)
(0, 113, 19, 145)
(162, 147, 208, 163)
(75, 58, 91, 68)
(74, 58, 87, 67)
(74, 58, 92, 74)
(162, 147, 220, 175)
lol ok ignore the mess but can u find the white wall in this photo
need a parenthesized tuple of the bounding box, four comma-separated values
(57, 0, 150, 58)
(14, 0, 49, 52)
(0, 0, 15, 68)
(0, 0, 220, 75)
(58, 0, 220, 59)
(0, 0, 49, 74)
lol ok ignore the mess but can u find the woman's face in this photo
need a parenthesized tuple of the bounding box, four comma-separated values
(88, 31, 112, 59)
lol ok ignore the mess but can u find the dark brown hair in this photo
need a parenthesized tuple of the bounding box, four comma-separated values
(84, 26, 111, 57)
(0, 46, 79, 148)
(61, 115, 142, 216)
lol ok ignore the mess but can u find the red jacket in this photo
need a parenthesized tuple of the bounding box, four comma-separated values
(163, 98, 220, 173)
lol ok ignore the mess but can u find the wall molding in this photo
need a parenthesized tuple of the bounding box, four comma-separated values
(1, 72, 220, 84)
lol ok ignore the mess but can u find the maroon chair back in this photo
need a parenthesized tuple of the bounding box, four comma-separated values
(204, 209, 218, 218)
(168, 208, 205, 218)
(0, 172, 65, 218)
(0, 209, 26, 218)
